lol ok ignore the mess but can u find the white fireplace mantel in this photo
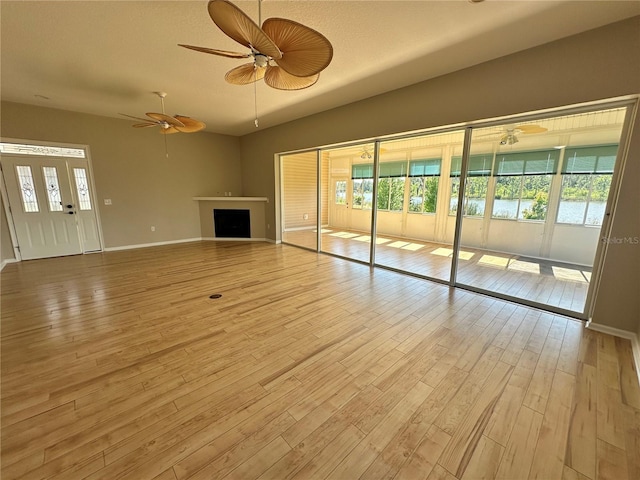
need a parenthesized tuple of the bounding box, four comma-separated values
(193, 196, 268, 202)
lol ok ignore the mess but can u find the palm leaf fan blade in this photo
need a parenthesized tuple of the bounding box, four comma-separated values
(160, 126, 181, 135)
(264, 65, 318, 90)
(174, 115, 206, 133)
(120, 113, 157, 123)
(208, 0, 281, 59)
(262, 17, 332, 77)
(146, 113, 185, 128)
(517, 125, 548, 134)
(225, 63, 266, 85)
(178, 44, 249, 59)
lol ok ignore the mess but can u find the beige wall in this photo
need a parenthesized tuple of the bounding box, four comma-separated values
(282, 152, 318, 230)
(1, 102, 243, 249)
(1, 195, 15, 263)
(239, 17, 640, 332)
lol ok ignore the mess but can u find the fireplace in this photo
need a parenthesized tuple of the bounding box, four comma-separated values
(213, 209, 251, 238)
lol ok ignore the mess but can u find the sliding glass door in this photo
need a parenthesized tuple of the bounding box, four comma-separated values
(457, 107, 627, 315)
(279, 101, 632, 318)
(373, 130, 465, 282)
(320, 143, 375, 263)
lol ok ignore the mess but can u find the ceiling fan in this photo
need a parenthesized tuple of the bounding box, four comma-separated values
(478, 124, 548, 145)
(120, 92, 206, 134)
(179, 0, 333, 91)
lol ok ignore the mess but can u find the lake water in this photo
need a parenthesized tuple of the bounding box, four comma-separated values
(457, 198, 606, 225)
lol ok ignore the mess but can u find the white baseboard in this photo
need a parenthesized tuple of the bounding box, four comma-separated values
(0, 258, 19, 271)
(586, 320, 640, 384)
(201, 237, 269, 242)
(104, 237, 203, 252)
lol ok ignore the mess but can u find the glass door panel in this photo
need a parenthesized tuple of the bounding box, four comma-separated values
(457, 107, 627, 315)
(320, 143, 374, 263)
(281, 151, 318, 250)
(373, 130, 465, 281)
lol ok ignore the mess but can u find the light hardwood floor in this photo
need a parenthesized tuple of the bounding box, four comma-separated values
(1, 241, 638, 480)
(283, 228, 591, 313)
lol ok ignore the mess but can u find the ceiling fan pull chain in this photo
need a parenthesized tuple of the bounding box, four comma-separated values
(254, 70, 259, 127)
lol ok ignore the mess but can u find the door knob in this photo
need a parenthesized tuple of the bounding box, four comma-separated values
(66, 204, 73, 209)
(67, 211, 75, 215)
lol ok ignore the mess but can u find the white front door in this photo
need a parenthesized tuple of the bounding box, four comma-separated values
(1, 155, 100, 260)
(66, 158, 101, 252)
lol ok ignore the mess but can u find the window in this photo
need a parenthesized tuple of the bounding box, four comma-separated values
(42, 166, 63, 212)
(408, 158, 441, 214)
(449, 154, 492, 216)
(73, 167, 93, 210)
(557, 145, 617, 226)
(377, 161, 407, 212)
(335, 180, 347, 205)
(492, 150, 559, 221)
(16, 165, 40, 213)
(0, 142, 85, 158)
(352, 164, 374, 209)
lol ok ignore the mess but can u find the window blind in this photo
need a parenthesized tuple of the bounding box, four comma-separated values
(562, 145, 618, 174)
(450, 154, 493, 177)
(378, 161, 408, 178)
(409, 158, 441, 177)
(352, 164, 374, 179)
(494, 150, 559, 176)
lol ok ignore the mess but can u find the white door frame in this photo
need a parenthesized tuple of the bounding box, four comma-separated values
(0, 138, 105, 261)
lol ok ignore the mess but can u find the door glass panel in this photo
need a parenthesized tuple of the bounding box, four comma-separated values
(374, 130, 465, 281)
(73, 167, 92, 210)
(16, 165, 40, 212)
(321, 143, 374, 263)
(457, 107, 627, 314)
(335, 180, 347, 205)
(42, 166, 63, 212)
(281, 151, 318, 250)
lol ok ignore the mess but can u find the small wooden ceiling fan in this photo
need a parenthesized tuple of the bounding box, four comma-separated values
(120, 92, 206, 134)
(179, 0, 333, 91)
(478, 124, 548, 145)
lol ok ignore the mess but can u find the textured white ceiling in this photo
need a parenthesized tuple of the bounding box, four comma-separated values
(1, 1, 639, 136)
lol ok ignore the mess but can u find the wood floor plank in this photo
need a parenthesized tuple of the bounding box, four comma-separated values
(393, 424, 451, 480)
(596, 438, 629, 480)
(495, 405, 543, 480)
(1, 241, 638, 480)
(614, 336, 640, 409)
(438, 361, 512, 478)
(326, 381, 433, 479)
(564, 362, 597, 479)
(529, 370, 576, 480)
(460, 435, 504, 480)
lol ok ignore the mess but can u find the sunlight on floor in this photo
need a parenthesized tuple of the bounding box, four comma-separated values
(330, 231, 360, 238)
(430, 247, 474, 260)
(552, 266, 589, 283)
(387, 241, 410, 248)
(508, 259, 541, 274)
(354, 235, 371, 242)
(478, 255, 510, 268)
(375, 237, 391, 245)
(401, 243, 425, 251)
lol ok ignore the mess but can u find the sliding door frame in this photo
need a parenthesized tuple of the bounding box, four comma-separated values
(277, 96, 638, 320)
